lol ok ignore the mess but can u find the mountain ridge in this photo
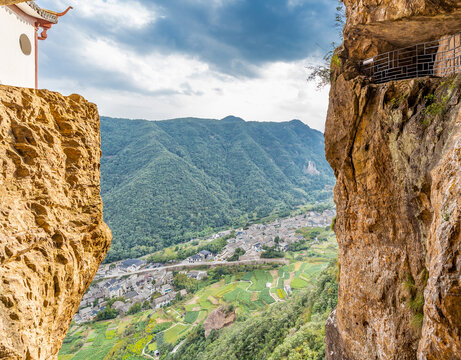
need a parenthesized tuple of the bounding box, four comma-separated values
(100, 116, 334, 262)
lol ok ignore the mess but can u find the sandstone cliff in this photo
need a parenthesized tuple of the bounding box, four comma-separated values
(325, 1, 461, 359)
(0, 86, 111, 359)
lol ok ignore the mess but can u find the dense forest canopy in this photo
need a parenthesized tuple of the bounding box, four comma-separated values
(100, 116, 334, 261)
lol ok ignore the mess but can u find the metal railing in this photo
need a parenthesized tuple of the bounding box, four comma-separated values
(361, 32, 461, 84)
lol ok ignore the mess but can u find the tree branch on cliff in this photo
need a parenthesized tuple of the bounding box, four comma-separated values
(306, 1, 345, 89)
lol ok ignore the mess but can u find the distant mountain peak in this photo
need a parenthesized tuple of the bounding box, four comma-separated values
(289, 119, 310, 128)
(220, 115, 245, 123)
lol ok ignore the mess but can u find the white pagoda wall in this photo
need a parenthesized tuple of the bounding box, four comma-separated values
(0, 6, 36, 88)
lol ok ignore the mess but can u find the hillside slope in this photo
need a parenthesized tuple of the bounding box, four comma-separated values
(100, 116, 334, 261)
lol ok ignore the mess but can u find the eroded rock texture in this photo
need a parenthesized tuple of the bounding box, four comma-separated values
(343, 0, 461, 60)
(325, 1, 461, 359)
(0, 86, 111, 359)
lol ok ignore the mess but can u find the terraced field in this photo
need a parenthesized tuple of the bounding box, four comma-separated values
(184, 311, 199, 324)
(59, 233, 337, 359)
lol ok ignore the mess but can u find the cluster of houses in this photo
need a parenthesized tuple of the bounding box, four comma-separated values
(75, 265, 173, 323)
(75, 209, 334, 323)
(219, 210, 335, 261)
(74, 265, 207, 324)
(95, 258, 165, 279)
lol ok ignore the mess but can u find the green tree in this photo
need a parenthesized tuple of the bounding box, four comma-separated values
(127, 302, 142, 315)
(95, 306, 118, 321)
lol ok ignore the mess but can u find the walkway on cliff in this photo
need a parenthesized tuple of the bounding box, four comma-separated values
(362, 31, 461, 83)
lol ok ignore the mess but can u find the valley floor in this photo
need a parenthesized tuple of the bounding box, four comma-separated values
(59, 232, 337, 360)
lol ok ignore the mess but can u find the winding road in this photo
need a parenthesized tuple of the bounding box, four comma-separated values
(100, 258, 288, 280)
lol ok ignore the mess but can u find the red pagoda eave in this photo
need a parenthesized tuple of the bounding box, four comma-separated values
(7, 4, 71, 40)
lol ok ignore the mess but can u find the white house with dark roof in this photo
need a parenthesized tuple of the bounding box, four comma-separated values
(152, 292, 176, 309)
(125, 291, 138, 300)
(160, 284, 172, 295)
(109, 285, 122, 298)
(198, 250, 215, 260)
(0, 1, 71, 88)
(187, 270, 208, 281)
(187, 254, 202, 263)
(119, 259, 146, 272)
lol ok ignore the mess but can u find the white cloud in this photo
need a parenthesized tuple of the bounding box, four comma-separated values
(39, 1, 330, 132)
(43, 38, 329, 131)
(80, 37, 214, 93)
(42, 0, 157, 29)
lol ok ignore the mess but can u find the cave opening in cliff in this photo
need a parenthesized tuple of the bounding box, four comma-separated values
(361, 31, 461, 84)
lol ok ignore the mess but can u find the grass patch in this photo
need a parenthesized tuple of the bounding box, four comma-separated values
(291, 277, 309, 289)
(197, 311, 208, 322)
(148, 341, 157, 351)
(164, 324, 189, 344)
(105, 329, 117, 340)
(248, 270, 273, 291)
(58, 355, 74, 360)
(303, 262, 327, 279)
(259, 289, 275, 304)
(184, 311, 199, 324)
(241, 271, 254, 281)
(408, 293, 424, 313)
(224, 288, 252, 306)
(411, 313, 424, 331)
(70, 340, 114, 360)
(215, 283, 238, 297)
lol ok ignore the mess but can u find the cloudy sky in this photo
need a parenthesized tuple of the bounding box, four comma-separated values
(38, 0, 339, 131)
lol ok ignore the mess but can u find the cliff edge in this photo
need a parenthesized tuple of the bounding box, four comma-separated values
(0, 86, 111, 359)
(325, 1, 461, 359)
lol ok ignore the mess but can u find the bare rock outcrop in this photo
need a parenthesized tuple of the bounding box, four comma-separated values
(325, 309, 350, 360)
(203, 306, 236, 337)
(325, 1, 461, 359)
(0, 86, 111, 359)
(343, 0, 461, 60)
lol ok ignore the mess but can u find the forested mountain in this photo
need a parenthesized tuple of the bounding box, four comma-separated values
(100, 116, 334, 261)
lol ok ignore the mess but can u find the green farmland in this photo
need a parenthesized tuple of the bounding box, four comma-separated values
(59, 229, 337, 359)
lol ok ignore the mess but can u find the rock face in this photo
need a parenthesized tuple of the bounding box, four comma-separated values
(343, 0, 461, 28)
(305, 161, 320, 176)
(203, 307, 236, 337)
(343, 0, 461, 60)
(0, 86, 111, 359)
(325, 1, 461, 359)
(325, 309, 350, 360)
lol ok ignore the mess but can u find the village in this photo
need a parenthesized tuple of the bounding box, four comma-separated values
(73, 209, 335, 323)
